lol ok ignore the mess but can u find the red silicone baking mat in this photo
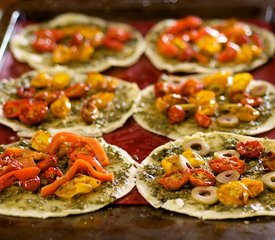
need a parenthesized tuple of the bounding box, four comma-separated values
(0, 17, 275, 205)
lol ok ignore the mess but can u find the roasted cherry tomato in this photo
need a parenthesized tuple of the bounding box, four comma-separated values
(240, 178, 264, 198)
(236, 140, 264, 159)
(69, 32, 84, 46)
(261, 151, 275, 171)
(34, 90, 63, 105)
(20, 176, 41, 192)
(209, 156, 246, 174)
(228, 90, 248, 103)
(50, 96, 71, 119)
(0, 159, 23, 176)
(241, 96, 263, 107)
(102, 38, 124, 50)
(194, 112, 212, 128)
(3, 99, 30, 118)
(31, 130, 51, 153)
(19, 101, 48, 125)
(32, 37, 57, 52)
(68, 141, 96, 161)
(34, 29, 64, 41)
(181, 79, 204, 97)
(159, 169, 190, 191)
(43, 167, 63, 183)
(189, 168, 216, 187)
(64, 83, 89, 99)
(37, 155, 58, 171)
(154, 82, 170, 97)
(167, 104, 186, 124)
(16, 86, 36, 99)
(217, 43, 238, 63)
(217, 181, 249, 206)
(105, 26, 132, 42)
(81, 100, 100, 124)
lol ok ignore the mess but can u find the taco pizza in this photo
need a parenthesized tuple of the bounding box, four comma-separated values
(0, 70, 139, 137)
(10, 13, 145, 72)
(0, 131, 137, 218)
(134, 71, 275, 139)
(136, 131, 275, 219)
(145, 16, 275, 73)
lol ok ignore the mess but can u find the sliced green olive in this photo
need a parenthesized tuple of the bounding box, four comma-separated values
(191, 186, 218, 205)
(216, 114, 239, 128)
(262, 172, 275, 191)
(219, 103, 241, 112)
(250, 84, 267, 97)
(182, 138, 210, 156)
(216, 170, 240, 184)
(178, 103, 196, 111)
(214, 150, 240, 158)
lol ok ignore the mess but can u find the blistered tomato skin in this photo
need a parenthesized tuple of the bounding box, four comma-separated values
(168, 105, 186, 124)
(19, 102, 48, 125)
(209, 156, 246, 175)
(189, 168, 216, 187)
(236, 140, 264, 159)
(159, 169, 190, 190)
(21, 176, 41, 192)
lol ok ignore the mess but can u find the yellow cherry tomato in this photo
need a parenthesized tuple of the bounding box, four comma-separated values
(228, 72, 252, 92)
(161, 155, 183, 174)
(31, 130, 51, 153)
(50, 96, 71, 119)
(76, 42, 94, 62)
(202, 71, 231, 87)
(182, 149, 205, 167)
(235, 44, 253, 64)
(240, 178, 264, 198)
(232, 104, 260, 122)
(90, 92, 114, 109)
(53, 44, 74, 64)
(30, 72, 52, 88)
(86, 72, 105, 89)
(50, 72, 71, 90)
(197, 35, 222, 55)
(217, 181, 249, 206)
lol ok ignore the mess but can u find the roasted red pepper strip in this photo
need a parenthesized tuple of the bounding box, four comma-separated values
(40, 159, 113, 197)
(0, 167, 41, 192)
(47, 132, 110, 166)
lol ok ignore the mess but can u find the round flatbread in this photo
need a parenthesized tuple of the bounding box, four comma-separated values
(136, 131, 275, 219)
(145, 17, 275, 73)
(10, 13, 145, 72)
(0, 133, 137, 218)
(134, 73, 275, 139)
(0, 70, 139, 137)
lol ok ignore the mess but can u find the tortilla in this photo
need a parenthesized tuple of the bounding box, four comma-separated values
(10, 13, 145, 72)
(145, 18, 275, 73)
(136, 131, 275, 219)
(0, 70, 139, 137)
(133, 73, 275, 139)
(0, 135, 137, 218)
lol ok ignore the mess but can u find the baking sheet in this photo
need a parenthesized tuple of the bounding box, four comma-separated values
(0, 3, 275, 239)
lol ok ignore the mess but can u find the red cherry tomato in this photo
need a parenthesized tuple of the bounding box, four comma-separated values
(37, 155, 58, 171)
(81, 100, 99, 124)
(181, 79, 204, 97)
(194, 112, 212, 128)
(69, 32, 84, 46)
(236, 140, 264, 159)
(154, 82, 170, 97)
(228, 90, 248, 103)
(21, 176, 41, 192)
(102, 38, 124, 50)
(19, 101, 48, 125)
(34, 29, 64, 41)
(105, 26, 132, 42)
(64, 83, 89, 99)
(43, 167, 63, 183)
(34, 90, 63, 105)
(189, 168, 216, 187)
(241, 96, 263, 107)
(261, 151, 275, 171)
(209, 156, 246, 174)
(168, 105, 186, 124)
(32, 37, 57, 52)
(217, 43, 238, 63)
(3, 99, 30, 118)
(16, 86, 36, 98)
(159, 169, 190, 191)
(0, 159, 23, 176)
